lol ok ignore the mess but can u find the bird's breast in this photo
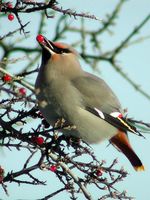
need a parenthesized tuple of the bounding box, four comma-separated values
(35, 77, 63, 125)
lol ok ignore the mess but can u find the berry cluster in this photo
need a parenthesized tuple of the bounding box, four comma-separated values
(2, 74, 27, 95)
(3, 2, 15, 21)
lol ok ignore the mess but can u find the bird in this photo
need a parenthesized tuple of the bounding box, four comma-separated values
(35, 34, 144, 171)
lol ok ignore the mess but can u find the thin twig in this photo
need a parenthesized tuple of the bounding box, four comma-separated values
(48, 151, 94, 200)
(0, 67, 34, 92)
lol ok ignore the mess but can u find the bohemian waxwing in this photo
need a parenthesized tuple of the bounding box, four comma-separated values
(35, 35, 144, 171)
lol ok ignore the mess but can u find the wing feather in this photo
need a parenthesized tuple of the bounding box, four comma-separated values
(72, 72, 122, 114)
(86, 106, 142, 136)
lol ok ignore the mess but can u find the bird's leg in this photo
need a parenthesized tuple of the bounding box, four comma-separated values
(54, 118, 76, 131)
(53, 118, 66, 139)
(54, 118, 67, 128)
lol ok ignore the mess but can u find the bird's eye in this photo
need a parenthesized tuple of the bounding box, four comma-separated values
(53, 45, 71, 54)
(60, 50, 65, 54)
(63, 48, 71, 53)
(57, 48, 70, 54)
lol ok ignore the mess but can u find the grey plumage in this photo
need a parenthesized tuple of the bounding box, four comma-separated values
(35, 35, 145, 171)
(35, 38, 122, 143)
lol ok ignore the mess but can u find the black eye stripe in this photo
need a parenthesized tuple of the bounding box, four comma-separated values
(54, 46, 71, 54)
(63, 48, 71, 53)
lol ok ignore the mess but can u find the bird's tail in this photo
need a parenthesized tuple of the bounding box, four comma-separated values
(110, 131, 144, 171)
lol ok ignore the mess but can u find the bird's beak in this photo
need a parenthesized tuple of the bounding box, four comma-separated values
(39, 36, 56, 55)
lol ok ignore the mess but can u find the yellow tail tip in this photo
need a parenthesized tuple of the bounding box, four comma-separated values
(134, 165, 145, 171)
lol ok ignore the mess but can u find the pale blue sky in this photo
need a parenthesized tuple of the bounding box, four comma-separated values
(0, 0, 150, 199)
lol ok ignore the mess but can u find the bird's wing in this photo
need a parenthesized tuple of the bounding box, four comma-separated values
(72, 72, 141, 135)
(72, 72, 121, 113)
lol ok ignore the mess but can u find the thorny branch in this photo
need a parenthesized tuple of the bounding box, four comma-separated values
(0, 102, 132, 199)
(0, 91, 149, 199)
(0, 0, 100, 30)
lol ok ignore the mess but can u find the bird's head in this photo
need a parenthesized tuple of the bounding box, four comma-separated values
(36, 35, 80, 68)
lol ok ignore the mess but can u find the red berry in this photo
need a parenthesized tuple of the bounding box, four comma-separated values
(49, 165, 57, 172)
(8, 13, 14, 21)
(31, 136, 44, 145)
(0, 176, 4, 183)
(36, 137, 44, 145)
(96, 169, 103, 176)
(118, 113, 123, 118)
(36, 34, 44, 43)
(37, 111, 43, 118)
(7, 3, 13, 8)
(0, 166, 4, 175)
(19, 87, 26, 96)
(2, 74, 12, 82)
